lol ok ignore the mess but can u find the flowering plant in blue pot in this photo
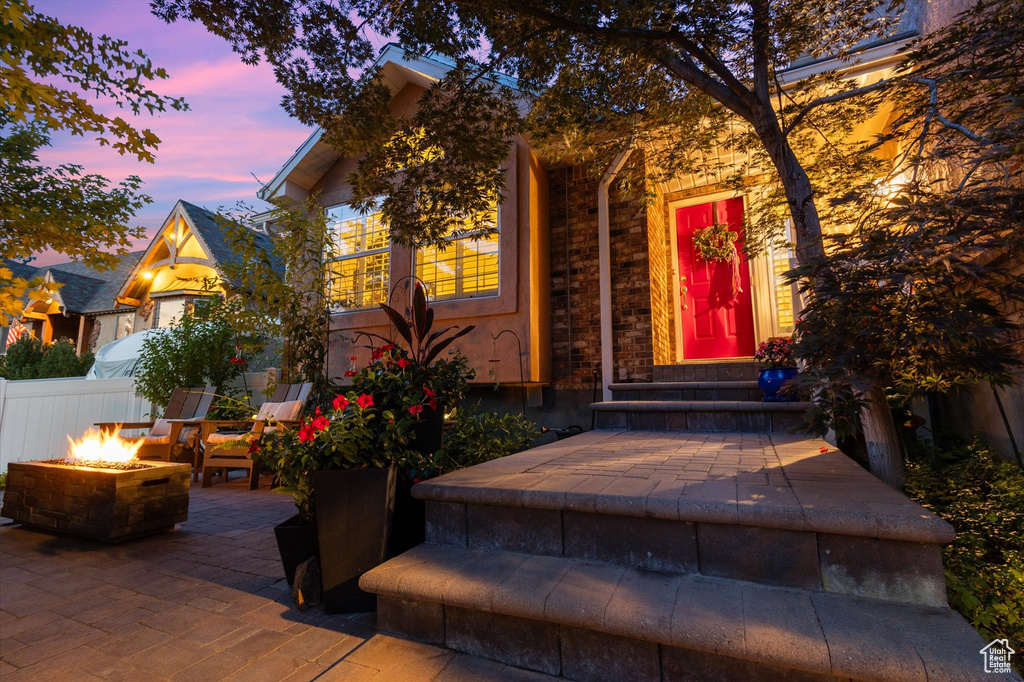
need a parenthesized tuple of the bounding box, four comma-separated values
(754, 337, 798, 401)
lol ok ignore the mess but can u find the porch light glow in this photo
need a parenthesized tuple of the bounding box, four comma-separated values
(141, 270, 154, 280)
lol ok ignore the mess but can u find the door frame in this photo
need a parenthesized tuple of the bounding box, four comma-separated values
(668, 192, 775, 362)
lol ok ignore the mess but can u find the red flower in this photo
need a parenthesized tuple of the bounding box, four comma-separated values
(819, 446, 829, 454)
(356, 394, 374, 409)
(428, 399, 438, 411)
(408, 404, 423, 416)
(344, 370, 357, 377)
(348, 356, 358, 361)
(332, 394, 349, 411)
(229, 357, 245, 365)
(371, 343, 395, 361)
(312, 415, 330, 432)
(248, 442, 260, 454)
(298, 423, 315, 443)
(396, 358, 410, 369)
(314, 406, 322, 416)
(424, 386, 436, 398)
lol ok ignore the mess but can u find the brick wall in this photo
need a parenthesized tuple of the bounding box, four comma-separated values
(549, 163, 672, 389)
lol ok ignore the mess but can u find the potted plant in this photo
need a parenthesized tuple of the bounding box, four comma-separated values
(255, 283, 475, 612)
(366, 282, 475, 555)
(754, 337, 799, 401)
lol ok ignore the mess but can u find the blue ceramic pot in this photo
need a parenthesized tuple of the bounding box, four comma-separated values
(758, 367, 799, 401)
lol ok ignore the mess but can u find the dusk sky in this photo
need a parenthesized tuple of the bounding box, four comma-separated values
(30, 0, 385, 265)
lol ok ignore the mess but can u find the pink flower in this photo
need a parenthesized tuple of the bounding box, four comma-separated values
(408, 404, 423, 416)
(332, 394, 349, 411)
(356, 394, 374, 409)
(312, 415, 330, 432)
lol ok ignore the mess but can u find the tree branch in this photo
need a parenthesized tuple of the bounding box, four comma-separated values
(911, 76, 997, 145)
(456, 0, 757, 111)
(782, 78, 893, 137)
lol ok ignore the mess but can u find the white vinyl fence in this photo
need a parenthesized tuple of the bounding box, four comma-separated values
(0, 373, 270, 472)
(0, 377, 150, 471)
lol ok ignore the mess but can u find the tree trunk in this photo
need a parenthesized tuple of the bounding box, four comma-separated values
(753, 106, 907, 488)
(858, 382, 906, 489)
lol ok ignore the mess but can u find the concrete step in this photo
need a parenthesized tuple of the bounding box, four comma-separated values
(413, 431, 954, 607)
(591, 400, 813, 432)
(609, 381, 762, 402)
(654, 362, 761, 382)
(361, 544, 994, 682)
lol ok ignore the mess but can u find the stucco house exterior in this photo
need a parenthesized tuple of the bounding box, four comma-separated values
(257, 38, 904, 422)
(257, 0, 1020, 456)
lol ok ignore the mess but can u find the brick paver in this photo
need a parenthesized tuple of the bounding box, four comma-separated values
(416, 431, 955, 543)
(1, 476, 551, 681)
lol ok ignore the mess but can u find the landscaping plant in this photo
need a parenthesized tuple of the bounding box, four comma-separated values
(433, 404, 540, 473)
(134, 297, 247, 409)
(1, 336, 93, 379)
(256, 286, 477, 519)
(905, 443, 1024, 653)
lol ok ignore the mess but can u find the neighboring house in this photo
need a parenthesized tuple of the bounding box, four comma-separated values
(3, 199, 278, 357)
(2, 252, 144, 355)
(259, 1, 1022, 456)
(114, 199, 278, 333)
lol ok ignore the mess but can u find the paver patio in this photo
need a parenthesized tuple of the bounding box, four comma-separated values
(0, 477, 552, 681)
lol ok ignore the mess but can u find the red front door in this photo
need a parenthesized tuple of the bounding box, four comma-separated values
(676, 199, 755, 359)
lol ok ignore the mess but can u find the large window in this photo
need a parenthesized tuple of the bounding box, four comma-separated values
(416, 206, 499, 301)
(326, 205, 390, 311)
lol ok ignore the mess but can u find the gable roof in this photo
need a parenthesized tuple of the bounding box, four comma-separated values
(258, 44, 522, 204)
(178, 201, 279, 281)
(116, 200, 281, 305)
(3, 253, 146, 315)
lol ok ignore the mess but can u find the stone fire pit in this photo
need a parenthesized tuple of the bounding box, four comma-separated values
(1, 459, 190, 542)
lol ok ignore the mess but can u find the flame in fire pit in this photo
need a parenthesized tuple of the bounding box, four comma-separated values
(66, 427, 143, 463)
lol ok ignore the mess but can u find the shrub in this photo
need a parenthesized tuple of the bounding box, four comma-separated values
(904, 444, 1024, 649)
(134, 298, 246, 409)
(433, 405, 540, 473)
(2, 336, 93, 379)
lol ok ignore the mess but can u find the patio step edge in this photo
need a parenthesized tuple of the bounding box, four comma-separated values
(360, 544, 995, 682)
(590, 400, 813, 412)
(609, 381, 760, 390)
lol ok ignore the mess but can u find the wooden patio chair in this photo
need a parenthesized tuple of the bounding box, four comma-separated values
(95, 386, 215, 464)
(199, 382, 312, 490)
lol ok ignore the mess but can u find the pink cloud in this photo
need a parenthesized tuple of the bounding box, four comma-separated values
(27, 1, 314, 264)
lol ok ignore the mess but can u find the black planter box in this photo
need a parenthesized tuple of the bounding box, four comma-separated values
(390, 477, 426, 558)
(273, 514, 319, 586)
(314, 465, 396, 613)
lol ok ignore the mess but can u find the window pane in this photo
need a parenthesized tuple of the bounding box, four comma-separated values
(416, 206, 499, 301)
(771, 222, 796, 334)
(326, 206, 391, 311)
